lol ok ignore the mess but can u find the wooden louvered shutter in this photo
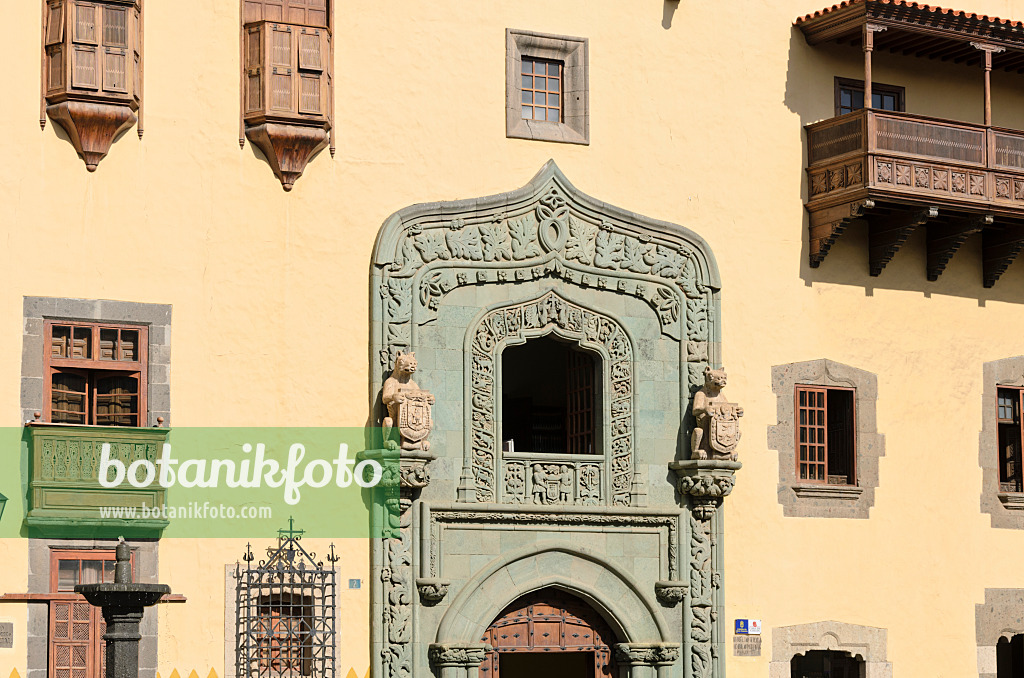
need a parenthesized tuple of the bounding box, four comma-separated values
(131, 5, 141, 98)
(49, 600, 98, 678)
(269, 24, 294, 111)
(101, 5, 128, 93)
(71, 2, 99, 90)
(245, 26, 263, 112)
(297, 28, 323, 115)
(46, 1, 66, 91)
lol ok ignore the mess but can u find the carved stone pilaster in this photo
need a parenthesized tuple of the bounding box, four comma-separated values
(654, 580, 688, 606)
(669, 459, 740, 678)
(416, 577, 450, 604)
(428, 643, 490, 678)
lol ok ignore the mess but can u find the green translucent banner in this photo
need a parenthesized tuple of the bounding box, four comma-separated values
(0, 426, 401, 539)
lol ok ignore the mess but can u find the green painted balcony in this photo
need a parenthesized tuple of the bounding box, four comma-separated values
(25, 423, 169, 535)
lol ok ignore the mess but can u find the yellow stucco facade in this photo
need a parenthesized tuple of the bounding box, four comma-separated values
(4, 1, 1024, 677)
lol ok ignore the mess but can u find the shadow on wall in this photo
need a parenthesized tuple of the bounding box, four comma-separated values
(782, 26, 1024, 305)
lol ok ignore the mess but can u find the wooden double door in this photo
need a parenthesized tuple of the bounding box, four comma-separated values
(479, 589, 617, 678)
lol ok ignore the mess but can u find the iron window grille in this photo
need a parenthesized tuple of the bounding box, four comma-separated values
(234, 522, 338, 678)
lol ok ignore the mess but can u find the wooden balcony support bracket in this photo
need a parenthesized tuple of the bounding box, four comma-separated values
(868, 206, 937, 276)
(927, 214, 992, 281)
(809, 199, 875, 268)
(983, 225, 1024, 287)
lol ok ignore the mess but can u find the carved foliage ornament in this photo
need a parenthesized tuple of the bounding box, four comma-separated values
(470, 292, 634, 505)
(375, 167, 718, 394)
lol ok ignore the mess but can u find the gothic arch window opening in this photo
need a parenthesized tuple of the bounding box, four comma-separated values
(501, 335, 602, 456)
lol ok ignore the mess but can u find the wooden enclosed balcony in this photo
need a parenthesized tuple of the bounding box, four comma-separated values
(798, 0, 1024, 286)
(807, 109, 1024, 285)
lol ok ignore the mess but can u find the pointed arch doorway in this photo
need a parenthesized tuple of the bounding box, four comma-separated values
(479, 588, 618, 678)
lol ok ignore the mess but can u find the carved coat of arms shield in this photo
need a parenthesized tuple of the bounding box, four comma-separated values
(708, 403, 740, 456)
(398, 391, 433, 443)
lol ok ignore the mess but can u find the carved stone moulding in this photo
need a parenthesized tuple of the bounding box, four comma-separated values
(654, 580, 688, 606)
(46, 101, 137, 171)
(245, 122, 328, 191)
(612, 642, 681, 667)
(427, 643, 490, 671)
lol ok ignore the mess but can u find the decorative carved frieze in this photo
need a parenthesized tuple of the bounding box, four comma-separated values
(612, 642, 681, 666)
(374, 170, 718, 393)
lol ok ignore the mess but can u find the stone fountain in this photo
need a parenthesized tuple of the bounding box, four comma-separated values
(76, 538, 170, 678)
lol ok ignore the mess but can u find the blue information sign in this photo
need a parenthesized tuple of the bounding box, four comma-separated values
(735, 619, 749, 635)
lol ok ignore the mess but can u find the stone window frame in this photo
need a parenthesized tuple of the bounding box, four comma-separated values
(769, 621, 891, 678)
(976, 588, 1024, 678)
(21, 297, 171, 426)
(979, 357, 1024, 529)
(769, 359, 884, 519)
(27, 538, 159, 678)
(505, 29, 589, 145)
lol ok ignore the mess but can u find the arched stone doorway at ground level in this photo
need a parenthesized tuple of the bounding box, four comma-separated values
(480, 588, 617, 677)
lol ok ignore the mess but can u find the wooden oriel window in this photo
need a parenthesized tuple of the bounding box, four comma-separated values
(520, 57, 562, 123)
(834, 77, 904, 116)
(795, 386, 856, 485)
(45, 321, 147, 426)
(242, 0, 332, 123)
(44, 1, 142, 99)
(998, 388, 1024, 493)
(49, 549, 133, 678)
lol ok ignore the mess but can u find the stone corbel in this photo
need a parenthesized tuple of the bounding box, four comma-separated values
(428, 643, 490, 678)
(654, 580, 688, 606)
(362, 447, 436, 514)
(613, 643, 681, 678)
(669, 459, 741, 512)
(416, 577, 450, 604)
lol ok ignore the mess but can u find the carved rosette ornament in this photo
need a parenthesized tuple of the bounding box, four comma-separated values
(669, 459, 741, 678)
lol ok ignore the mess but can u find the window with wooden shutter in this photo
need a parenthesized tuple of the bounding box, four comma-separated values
(795, 385, 856, 485)
(998, 388, 1024, 493)
(101, 5, 127, 93)
(297, 29, 323, 114)
(49, 550, 131, 678)
(246, 26, 262, 112)
(270, 24, 293, 111)
(71, 3, 99, 89)
(44, 321, 147, 426)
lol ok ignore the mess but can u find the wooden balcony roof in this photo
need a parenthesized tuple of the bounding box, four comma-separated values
(796, 1, 1024, 71)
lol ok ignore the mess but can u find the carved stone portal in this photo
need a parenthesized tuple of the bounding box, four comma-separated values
(690, 366, 743, 461)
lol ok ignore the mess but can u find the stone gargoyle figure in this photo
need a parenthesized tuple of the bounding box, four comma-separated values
(690, 366, 743, 461)
(382, 351, 435, 451)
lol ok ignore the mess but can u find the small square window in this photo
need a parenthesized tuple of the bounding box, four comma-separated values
(506, 29, 588, 144)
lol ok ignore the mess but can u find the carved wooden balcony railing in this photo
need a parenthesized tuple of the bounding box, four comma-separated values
(25, 423, 169, 534)
(806, 109, 1024, 286)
